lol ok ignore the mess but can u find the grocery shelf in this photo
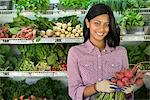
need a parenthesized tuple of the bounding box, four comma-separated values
(0, 37, 84, 44)
(0, 71, 67, 77)
(120, 35, 150, 42)
(0, 35, 150, 44)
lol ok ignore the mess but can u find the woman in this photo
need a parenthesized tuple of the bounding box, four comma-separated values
(67, 3, 136, 100)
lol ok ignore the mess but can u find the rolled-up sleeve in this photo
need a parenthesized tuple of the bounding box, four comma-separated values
(67, 47, 86, 100)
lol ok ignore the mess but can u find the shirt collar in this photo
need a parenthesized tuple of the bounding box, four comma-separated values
(85, 39, 114, 53)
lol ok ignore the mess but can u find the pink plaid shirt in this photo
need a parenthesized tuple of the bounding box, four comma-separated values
(67, 39, 129, 100)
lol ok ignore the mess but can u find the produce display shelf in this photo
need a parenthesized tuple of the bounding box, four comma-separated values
(120, 35, 150, 42)
(0, 37, 84, 44)
(0, 35, 150, 44)
(0, 71, 67, 77)
(0, 10, 87, 14)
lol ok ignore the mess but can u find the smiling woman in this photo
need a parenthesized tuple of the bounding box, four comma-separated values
(67, 3, 142, 100)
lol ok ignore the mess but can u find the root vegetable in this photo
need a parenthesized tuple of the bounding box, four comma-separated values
(55, 31, 61, 36)
(77, 29, 82, 34)
(67, 27, 72, 32)
(46, 29, 53, 36)
(72, 29, 77, 34)
(61, 29, 65, 34)
(75, 33, 79, 37)
(115, 72, 124, 79)
(12, 35, 16, 38)
(135, 79, 144, 86)
(60, 34, 65, 37)
(67, 22, 72, 27)
(80, 32, 83, 36)
(66, 34, 70, 37)
(124, 69, 133, 78)
(135, 72, 144, 79)
(55, 22, 62, 28)
(117, 80, 124, 87)
(40, 30, 46, 36)
(70, 34, 75, 37)
(62, 23, 67, 29)
(31, 29, 36, 40)
(43, 35, 48, 38)
(75, 24, 80, 29)
(53, 26, 58, 31)
(65, 31, 69, 35)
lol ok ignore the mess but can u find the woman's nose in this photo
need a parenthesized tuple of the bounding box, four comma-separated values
(98, 26, 105, 32)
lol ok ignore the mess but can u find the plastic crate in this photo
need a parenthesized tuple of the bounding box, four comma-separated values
(0, 0, 12, 10)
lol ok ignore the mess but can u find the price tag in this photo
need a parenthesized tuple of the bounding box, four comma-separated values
(55, 38, 62, 42)
(3, 39, 9, 43)
(144, 36, 150, 41)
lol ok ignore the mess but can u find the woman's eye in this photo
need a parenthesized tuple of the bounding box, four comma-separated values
(94, 22, 100, 26)
(104, 23, 109, 27)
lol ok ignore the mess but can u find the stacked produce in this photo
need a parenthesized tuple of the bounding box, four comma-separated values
(40, 22, 83, 38)
(0, 15, 83, 40)
(96, 63, 144, 100)
(0, 25, 9, 38)
(11, 26, 36, 40)
(0, 77, 70, 100)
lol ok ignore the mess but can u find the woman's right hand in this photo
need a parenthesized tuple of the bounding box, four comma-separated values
(95, 80, 117, 93)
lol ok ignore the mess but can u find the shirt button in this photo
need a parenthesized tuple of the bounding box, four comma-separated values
(98, 55, 101, 57)
(98, 78, 101, 81)
(112, 64, 114, 66)
(99, 66, 101, 69)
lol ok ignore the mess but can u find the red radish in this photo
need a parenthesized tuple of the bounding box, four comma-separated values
(117, 80, 124, 87)
(124, 69, 133, 78)
(122, 77, 129, 83)
(115, 72, 124, 79)
(135, 79, 144, 86)
(4, 34, 9, 38)
(136, 72, 144, 79)
(31, 29, 36, 40)
(20, 95, 24, 100)
(0, 33, 5, 38)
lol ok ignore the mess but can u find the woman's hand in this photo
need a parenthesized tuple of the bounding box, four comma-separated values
(121, 84, 142, 94)
(95, 80, 117, 93)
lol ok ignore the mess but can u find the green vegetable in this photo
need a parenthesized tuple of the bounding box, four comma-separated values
(15, 58, 34, 71)
(9, 27, 21, 35)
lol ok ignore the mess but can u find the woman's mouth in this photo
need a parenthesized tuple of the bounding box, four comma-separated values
(96, 32, 103, 36)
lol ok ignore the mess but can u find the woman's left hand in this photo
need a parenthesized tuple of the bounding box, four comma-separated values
(121, 84, 142, 94)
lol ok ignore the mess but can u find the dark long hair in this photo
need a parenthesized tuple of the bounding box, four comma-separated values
(83, 3, 120, 47)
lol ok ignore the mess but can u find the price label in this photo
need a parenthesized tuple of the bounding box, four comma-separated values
(55, 38, 62, 42)
(144, 36, 150, 41)
(3, 39, 9, 43)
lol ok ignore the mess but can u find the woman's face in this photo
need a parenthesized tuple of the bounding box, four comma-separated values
(86, 14, 110, 42)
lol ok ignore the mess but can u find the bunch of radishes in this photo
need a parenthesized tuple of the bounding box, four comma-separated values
(12, 26, 36, 40)
(0, 25, 9, 38)
(110, 63, 144, 88)
(40, 22, 83, 38)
